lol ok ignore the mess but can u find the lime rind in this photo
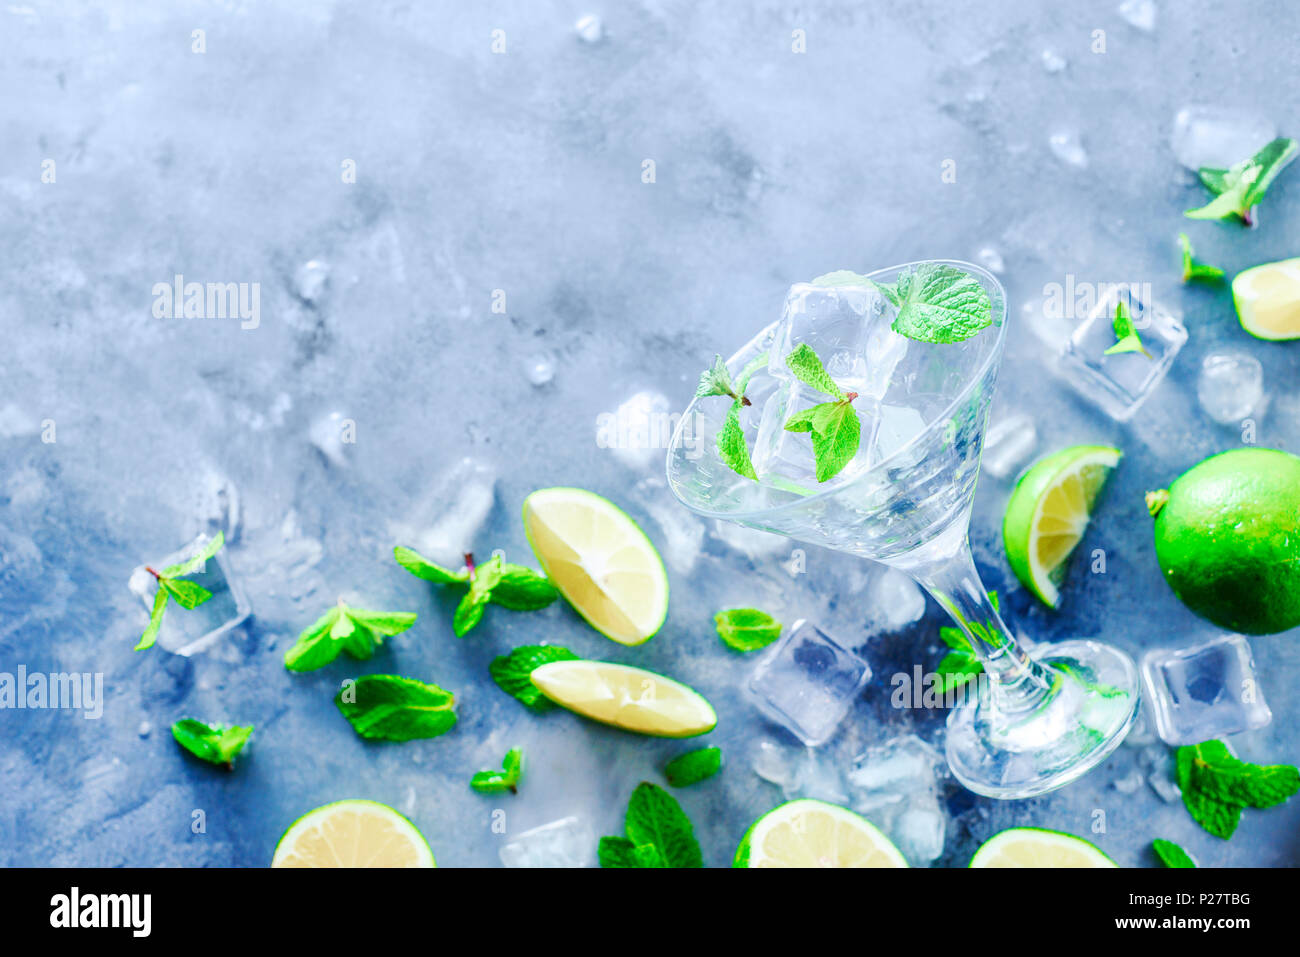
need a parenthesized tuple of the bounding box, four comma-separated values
(969, 826, 1116, 868)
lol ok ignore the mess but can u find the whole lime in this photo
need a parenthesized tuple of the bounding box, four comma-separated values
(1148, 448, 1300, 635)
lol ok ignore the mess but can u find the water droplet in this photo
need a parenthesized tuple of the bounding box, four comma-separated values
(574, 14, 602, 43)
(1048, 129, 1089, 169)
(524, 353, 556, 386)
(293, 260, 330, 303)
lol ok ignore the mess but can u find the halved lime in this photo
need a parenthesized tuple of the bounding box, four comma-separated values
(1233, 257, 1300, 341)
(522, 487, 669, 645)
(1003, 445, 1121, 608)
(530, 659, 717, 737)
(969, 827, 1116, 867)
(271, 799, 435, 867)
(734, 799, 907, 868)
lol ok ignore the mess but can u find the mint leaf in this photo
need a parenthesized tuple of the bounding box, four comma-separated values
(393, 545, 470, 584)
(696, 354, 738, 399)
(871, 263, 993, 344)
(470, 747, 523, 794)
(1177, 232, 1225, 284)
(1102, 300, 1152, 358)
(160, 531, 225, 578)
(453, 555, 504, 636)
(624, 781, 703, 868)
(489, 644, 580, 711)
(284, 602, 416, 672)
(134, 587, 170, 651)
(1152, 838, 1196, 868)
(664, 747, 722, 787)
(717, 396, 758, 480)
(335, 674, 457, 741)
(1185, 137, 1298, 226)
(714, 608, 782, 652)
(1176, 740, 1300, 839)
(160, 577, 213, 610)
(785, 343, 845, 399)
(597, 836, 665, 868)
(171, 719, 253, 768)
(489, 563, 559, 611)
(698, 354, 764, 481)
(785, 399, 860, 482)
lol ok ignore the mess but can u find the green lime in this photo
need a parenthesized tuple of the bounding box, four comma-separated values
(1148, 447, 1300, 635)
(969, 827, 1116, 867)
(271, 799, 435, 867)
(530, 659, 717, 737)
(1002, 445, 1121, 608)
(1233, 258, 1300, 341)
(734, 799, 907, 868)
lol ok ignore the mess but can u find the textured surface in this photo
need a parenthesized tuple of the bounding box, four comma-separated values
(2, 0, 1299, 867)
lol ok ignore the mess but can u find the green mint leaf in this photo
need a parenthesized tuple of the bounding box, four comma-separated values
(785, 343, 845, 399)
(714, 608, 782, 652)
(717, 395, 758, 480)
(489, 644, 580, 711)
(453, 556, 504, 637)
(171, 719, 253, 768)
(160, 531, 225, 578)
(874, 263, 993, 344)
(1103, 300, 1152, 358)
(664, 747, 722, 787)
(1185, 137, 1298, 225)
(470, 747, 524, 793)
(1177, 232, 1225, 283)
(335, 674, 457, 741)
(936, 649, 982, 692)
(937, 624, 972, 651)
(597, 836, 665, 868)
(785, 399, 860, 482)
(159, 577, 213, 610)
(624, 781, 703, 868)
(285, 603, 415, 671)
(488, 564, 560, 610)
(393, 545, 471, 584)
(134, 587, 170, 651)
(1181, 740, 1300, 809)
(343, 608, 418, 637)
(696, 354, 738, 399)
(284, 606, 343, 671)
(1152, 838, 1196, 868)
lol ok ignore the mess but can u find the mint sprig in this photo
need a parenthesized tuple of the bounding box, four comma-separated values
(1177, 232, 1225, 284)
(471, 747, 523, 794)
(171, 718, 253, 769)
(489, 644, 580, 712)
(1152, 838, 1196, 868)
(284, 600, 417, 672)
(664, 746, 722, 787)
(1176, 739, 1300, 839)
(134, 532, 225, 651)
(935, 590, 999, 692)
(869, 263, 993, 344)
(335, 674, 457, 741)
(1102, 300, 1152, 359)
(782, 343, 860, 482)
(713, 608, 782, 652)
(696, 353, 766, 481)
(1185, 137, 1298, 226)
(598, 782, 703, 868)
(394, 546, 558, 636)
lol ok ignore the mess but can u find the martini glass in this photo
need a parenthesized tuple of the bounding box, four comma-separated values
(665, 261, 1139, 799)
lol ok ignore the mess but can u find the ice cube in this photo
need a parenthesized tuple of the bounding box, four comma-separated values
(745, 619, 872, 746)
(1112, 768, 1145, 794)
(308, 410, 352, 467)
(980, 413, 1037, 479)
(1117, 0, 1157, 32)
(749, 382, 827, 488)
(393, 458, 495, 567)
(847, 734, 944, 807)
(1197, 352, 1263, 425)
(633, 477, 704, 573)
(293, 259, 330, 303)
(1048, 129, 1088, 169)
(751, 737, 802, 788)
(1140, 634, 1272, 746)
(1142, 746, 1183, 803)
(782, 748, 849, 804)
(499, 816, 593, 868)
(869, 404, 927, 467)
(865, 568, 926, 631)
(127, 533, 250, 656)
(598, 390, 673, 470)
(890, 797, 946, 866)
(1056, 285, 1187, 421)
(1171, 106, 1276, 171)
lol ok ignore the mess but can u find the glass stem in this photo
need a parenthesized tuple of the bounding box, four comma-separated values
(903, 543, 1057, 714)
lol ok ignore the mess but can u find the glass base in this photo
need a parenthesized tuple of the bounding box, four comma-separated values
(945, 639, 1140, 799)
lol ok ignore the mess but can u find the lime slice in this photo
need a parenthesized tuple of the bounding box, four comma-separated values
(969, 827, 1116, 868)
(271, 800, 435, 868)
(734, 799, 907, 868)
(522, 487, 669, 645)
(1233, 257, 1300, 341)
(530, 659, 717, 737)
(1003, 445, 1121, 608)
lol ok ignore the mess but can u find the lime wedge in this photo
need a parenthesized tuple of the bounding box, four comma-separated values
(1003, 445, 1121, 608)
(271, 800, 435, 868)
(969, 827, 1116, 867)
(1233, 257, 1300, 341)
(522, 487, 668, 645)
(734, 799, 907, 868)
(530, 659, 717, 737)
